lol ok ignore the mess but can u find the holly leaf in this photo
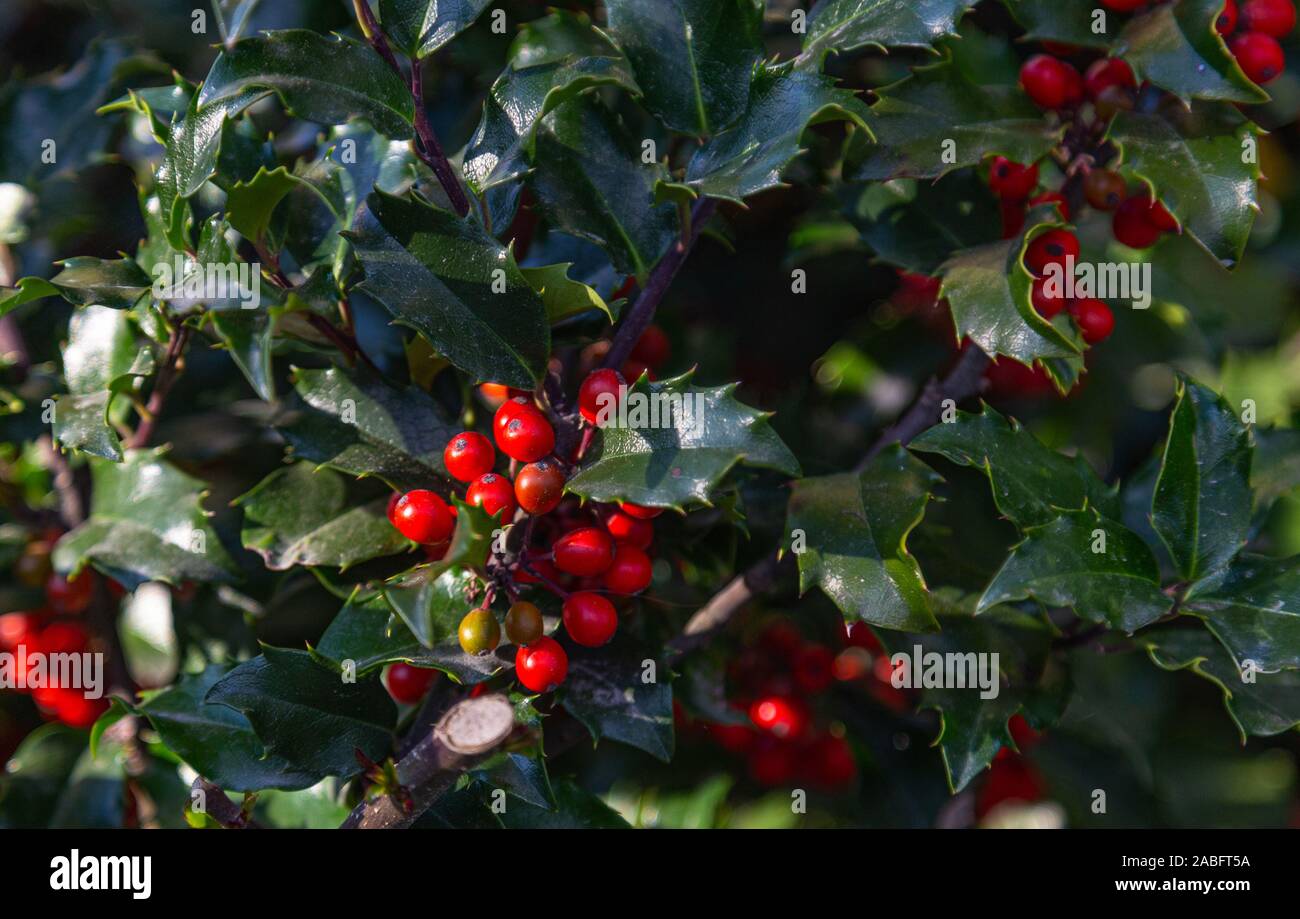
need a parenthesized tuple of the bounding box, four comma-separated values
(208, 310, 276, 401)
(473, 752, 556, 810)
(496, 778, 630, 828)
(138, 664, 326, 792)
(43, 257, 152, 310)
(52, 450, 238, 590)
(560, 636, 674, 761)
(0, 277, 59, 318)
(1252, 427, 1300, 517)
(603, 0, 764, 135)
(224, 164, 342, 246)
(683, 61, 871, 203)
(462, 11, 638, 199)
(1116, 0, 1268, 104)
(1000, 0, 1113, 50)
(803, 0, 975, 59)
(519, 262, 615, 325)
(566, 371, 800, 510)
(346, 190, 551, 389)
(53, 306, 155, 461)
(379, 0, 493, 58)
(785, 445, 940, 631)
(275, 364, 457, 492)
(234, 463, 409, 571)
(910, 404, 1119, 529)
(206, 646, 397, 778)
(1107, 108, 1259, 266)
(528, 95, 680, 283)
(316, 589, 424, 675)
(382, 499, 498, 648)
(1146, 627, 1300, 739)
(1151, 379, 1252, 584)
(1183, 554, 1300, 673)
(978, 509, 1172, 631)
(848, 58, 1064, 182)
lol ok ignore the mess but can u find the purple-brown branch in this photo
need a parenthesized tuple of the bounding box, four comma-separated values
(125, 320, 192, 450)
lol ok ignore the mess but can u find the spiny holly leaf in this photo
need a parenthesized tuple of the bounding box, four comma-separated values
(1146, 628, 1300, 739)
(785, 445, 940, 632)
(889, 599, 1058, 792)
(848, 58, 1064, 182)
(528, 95, 680, 283)
(520, 263, 615, 325)
(1183, 554, 1300, 672)
(52, 450, 238, 590)
(379, 0, 493, 59)
(137, 664, 326, 792)
(560, 637, 674, 761)
(1151, 379, 1252, 584)
(803, 0, 975, 59)
(1000, 0, 1113, 50)
(207, 646, 396, 778)
(53, 306, 155, 461)
(1108, 108, 1259, 266)
(1116, 0, 1267, 104)
(208, 310, 276, 401)
(346, 190, 551, 389)
(224, 164, 342, 247)
(603, 0, 764, 136)
(978, 509, 1171, 632)
(496, 779, 630, 828)
(43, 257, 152, 310)
(936, 215, 1085, 379)
(683, 61, 871, 203)
(1252, 428, 1300, 518)
(910, 403, 1120, 529)
(566, 371, 800, 510)
(844, 172, 1001, 275)
(275, 364, 457, 492)
(382, 498, 498, 648)
(473, 751, 556, 810)
(0, 278, 59, 318)
(316, 589, 424, 675)
(462, 11, 637, 200)
(234, 463, 409, 571)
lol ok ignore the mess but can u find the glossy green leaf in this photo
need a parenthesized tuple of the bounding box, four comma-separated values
(206, 646, 396, 778)
(208, 310, 275, 401)
(566, 371, 800, 510)
(910, 404, 1120, 528)
(275, 364, 457, 492)
(1000, 0, 1113, 50)
(786, 445, 940, 631)
(978, 509, 1171, 631)
(0, 725, 87, 828)
(1151, 379, 1252, 583)
(379, 0, 493, 59)
(1108, 108, 1259, 266)
(1184, 554, 1300, 672)
(520, 262, 615, 324)
(1252, 427, 1300, 516)
(604, 0, 764, 135)
(52, 450, 239, 590)
(560, 637, 674, 761)
(0, 277, 59, 318)
(346, 190, 551, 389)
(804, 0, 975, 59)
(139, 664, 326, 791)
(45, 257, 152, 310)
(316, 589, 424, 675)
(528, 95, 680, 282)
(496, 778, 630, 828)
(234, 463, 409, 571)
(683, 61, 871, 203)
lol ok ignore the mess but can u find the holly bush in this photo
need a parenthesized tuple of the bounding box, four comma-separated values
(2, 0, 1300, 831)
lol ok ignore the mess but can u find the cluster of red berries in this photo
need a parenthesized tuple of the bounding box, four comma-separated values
(382, 331, 675, 704)
(977, 715, 1047, 822)
(2, 536, 107, 730)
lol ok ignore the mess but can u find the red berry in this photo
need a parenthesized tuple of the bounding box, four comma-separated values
(1030, 277, 1068, 319)
(578, 369, 625, 425)
(1023, 229, 1080, 275)
(1242, 0, 1295, 36)
(748, 696, 807, 740)
(0, 612, 35, 650)
(466, 473, 517, 520)
(46, 571, 93, 615)
(495, 405, 555, 463)
(1019, 54, 1083, 109)
(493, 396, 534, 438)
(1083, 58, 1136, 101)
(389, 490, 455, 544)
(1147, 197, 1179, 231)
(894, 271, 942, 308)
(629, 325, 671, 369)
(515, 636, 568, 692)
(602, 509, 654, 549)
(748, 737, 797, 785)
(1112, 195, 1163, 248)
(514, 460, 566, 515)
(987, 157, 1039, 200)
(603, 545, 652, 594)
(805, 733, 857, 789)
(443, 431, 494, 482)
(46, 690, 108, 729)
(1071, 298, 1116, 344)
(1083, 169, 1128, 211)
(976, 757, 1046, 819)
(619, 502, 662, 520)
(1230, 31, 1286, 83)
(553, 526, 615, 576)
(1100, 0, 1146, 10)
(562, 591, 618, 647)
(621, 359, 654, 383)
(709, 722, 757, 754)
(842, 621, 884, 654)
(1028, 191, 1070, 220)
(385, 662, 437, 704)
(793, 644, 835, 694)
(1000, 199, 1027, 239)
(1218, 0, 1240, 34)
